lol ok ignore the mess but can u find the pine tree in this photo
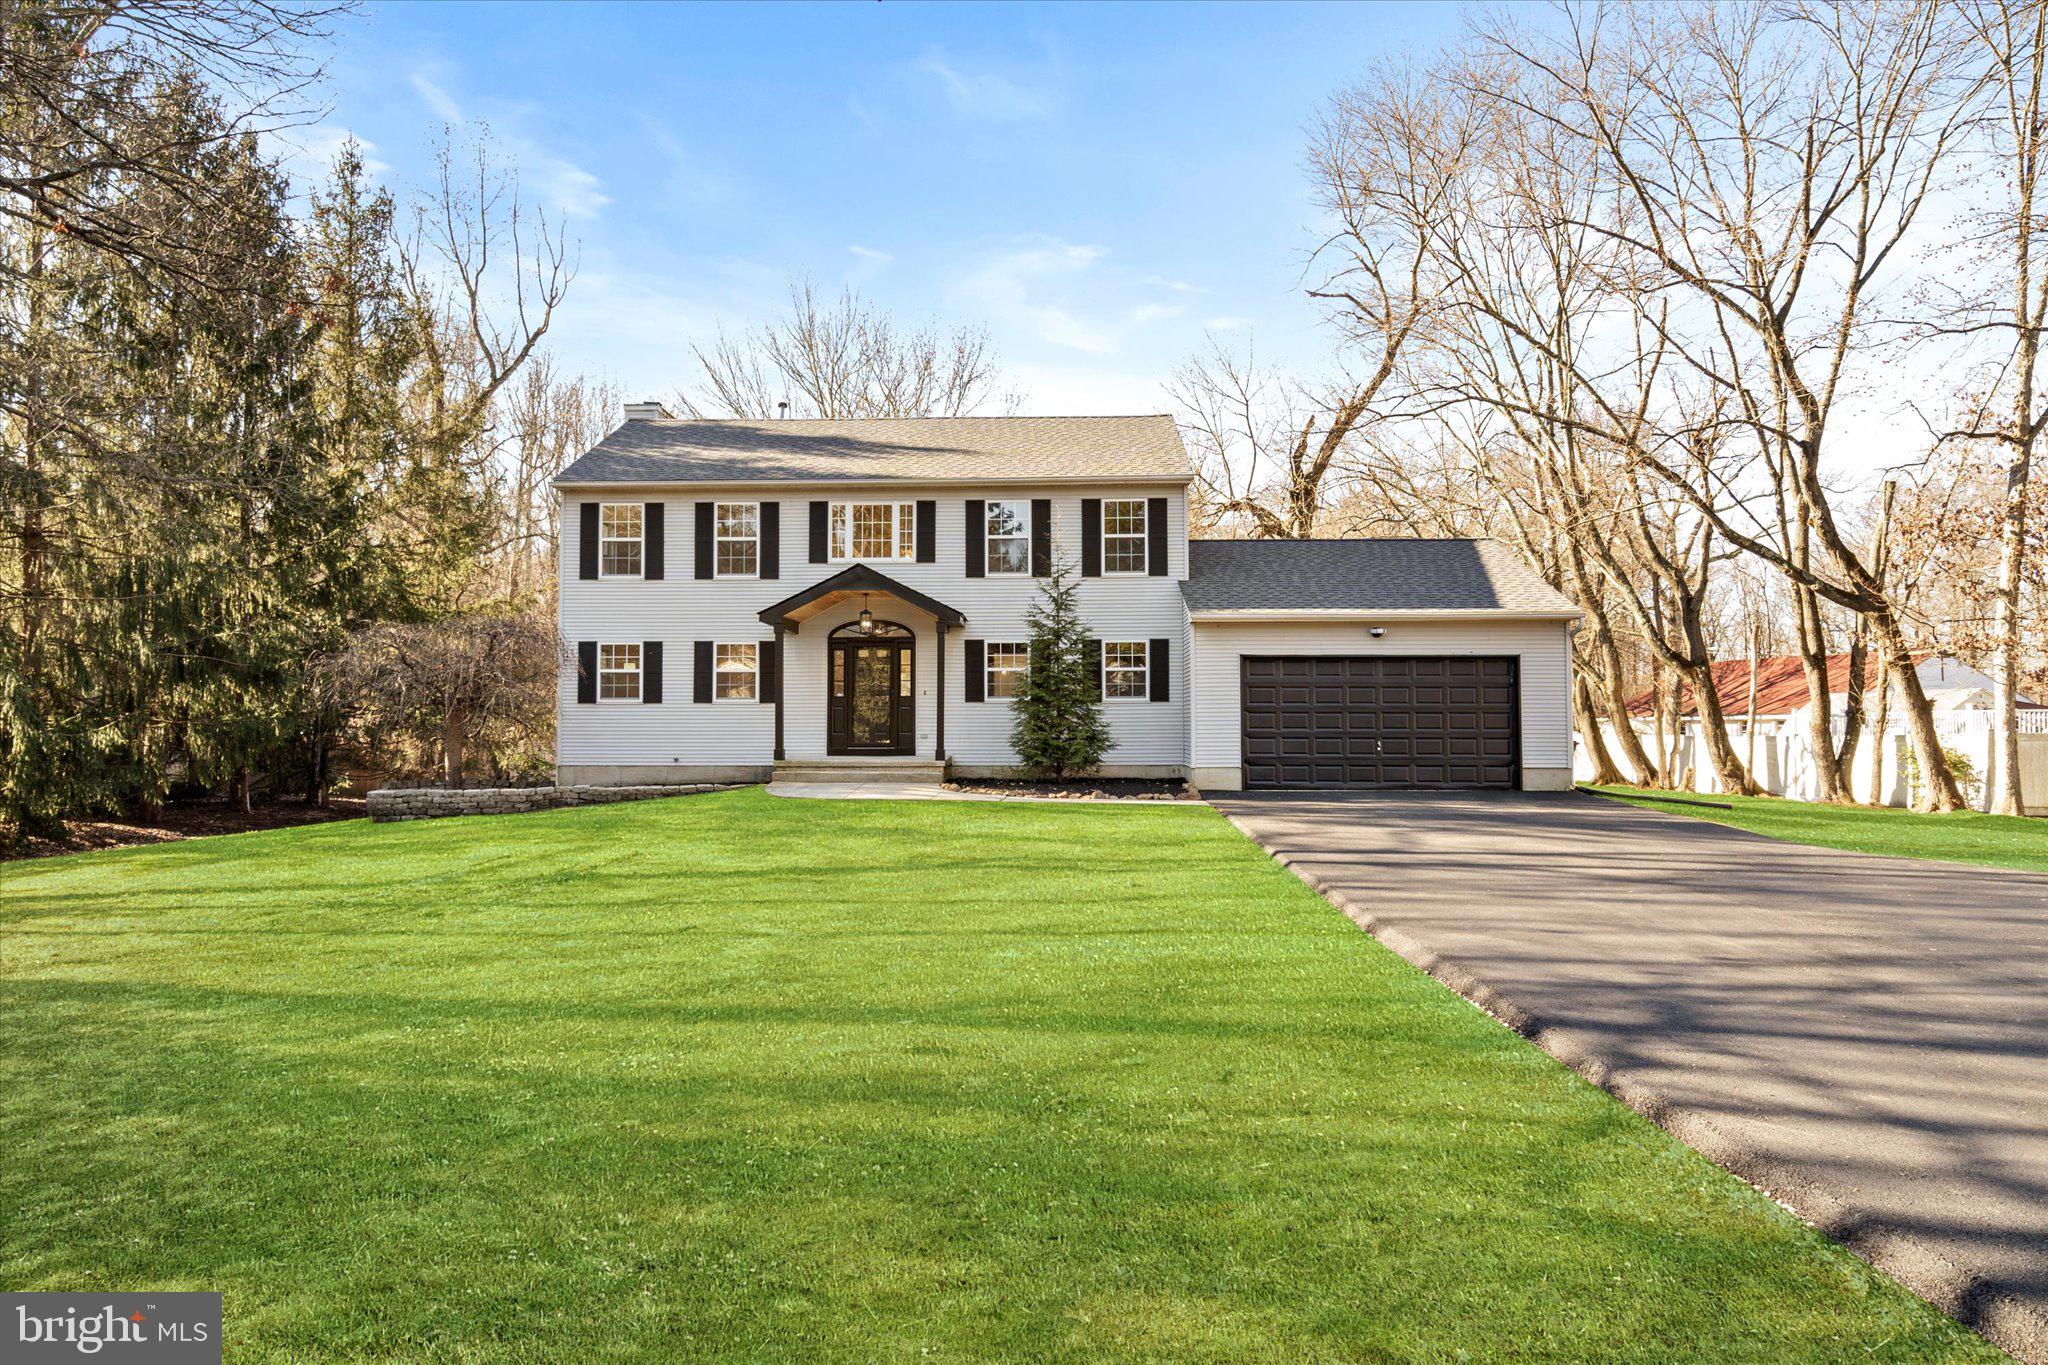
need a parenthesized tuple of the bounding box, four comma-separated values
(1009, 555, 1111, 780)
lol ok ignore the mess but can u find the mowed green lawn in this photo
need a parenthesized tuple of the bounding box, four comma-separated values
(0, 790, 1990, 1362)
(1595, 783, 2048, 873)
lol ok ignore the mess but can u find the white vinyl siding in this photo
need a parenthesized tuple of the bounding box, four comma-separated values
(1186, 617, 1575, 787)
(557, 487, 1189, 771)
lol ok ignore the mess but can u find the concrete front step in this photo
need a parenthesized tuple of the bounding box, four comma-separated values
(772, 758, 947, 785)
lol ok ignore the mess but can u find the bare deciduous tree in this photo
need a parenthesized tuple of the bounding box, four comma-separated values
(682, 278, 1012, 419)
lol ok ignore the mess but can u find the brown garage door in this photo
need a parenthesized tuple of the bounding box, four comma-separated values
(1241, 656, 1519, 789)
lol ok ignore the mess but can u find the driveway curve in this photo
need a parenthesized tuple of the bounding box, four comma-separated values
(1213, 789, 2048, 1362)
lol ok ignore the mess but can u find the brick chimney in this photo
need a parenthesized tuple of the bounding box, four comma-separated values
(623, 400, 673, 421)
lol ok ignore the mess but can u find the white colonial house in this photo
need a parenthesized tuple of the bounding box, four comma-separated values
(553, 408, 1581, 792)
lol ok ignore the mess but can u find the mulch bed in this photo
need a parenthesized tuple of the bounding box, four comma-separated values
(2, 796, 367, 863)
(941, 778, 1194, 802)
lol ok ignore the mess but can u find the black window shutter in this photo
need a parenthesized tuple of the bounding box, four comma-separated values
(1148, 638, 1170, 702)
(809, 501, 829, 563)
(1031, 498, 1051, 576)
(916, 500, 936, 562)
(758, 638, 779, 703)
(1082, 637, 1102, 698)
(1080, 498, 1102, 577)
(760, 502, 780, 579)
(964, 639, 985, 702)
(1146, 496, 1168, 576)
(694, 501, 714, 579)
(578, 503, 599, 580)
(643, 503, 665, 580)
(693, 641, 713, 703)
(964, 499, 986, 578)
(643, 641, 664, 703)
(576, 640, 597, 703)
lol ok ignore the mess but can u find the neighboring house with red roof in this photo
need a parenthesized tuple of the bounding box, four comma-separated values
(1622, 653, 2043, 723)
(1581, 653, 2047, 812)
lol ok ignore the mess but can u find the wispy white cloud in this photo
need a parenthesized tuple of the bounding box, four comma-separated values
(955, 238, 1189, 357)
(272, 124, 387, 185)
(409, 64, 611, 221)
(641, 117, 740, 208)
(1204, 315, 1253, 331)
(914, 46, 1063, 123)
(848, 245, 893, 267)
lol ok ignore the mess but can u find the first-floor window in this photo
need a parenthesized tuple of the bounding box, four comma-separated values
(599, 643, 642, 700)
(1102, 640, 1148, 700)
(715, 643, 758, 700)
(986, 642, 1029, 698)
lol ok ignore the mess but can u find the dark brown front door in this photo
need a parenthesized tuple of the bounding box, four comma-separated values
(829, 640, 915, 755)
(1241, 656, 1518, 789)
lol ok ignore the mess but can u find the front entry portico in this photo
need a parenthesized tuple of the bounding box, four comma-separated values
(757, 564, 967, 767)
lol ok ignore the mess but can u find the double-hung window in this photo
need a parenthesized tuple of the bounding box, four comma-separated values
(986, 500, 1030, 575)
(1102, 640, 1148, 700)
(714, 643, 758, 700)
(598, 643, 642, 700)
(985, 642, 1030, 699)
(1103, 499, 1147, 574)
(715, 502, 758, 577)
(599, 503, 643, 577)
(830, 501, 916, 561)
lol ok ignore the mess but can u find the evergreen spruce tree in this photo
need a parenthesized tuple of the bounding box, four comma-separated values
(1009, 555, 1111, 780)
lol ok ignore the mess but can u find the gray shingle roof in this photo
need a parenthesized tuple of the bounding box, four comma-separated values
(1183, 538, 1581, 616)
(553, 414, 1193, 486)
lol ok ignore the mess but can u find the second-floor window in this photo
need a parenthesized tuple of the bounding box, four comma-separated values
(831, 501, 916, 561)
(715, 502, 758, 577)
(985, 642, 1029, 698)
(600, 503, 643, 577)
(986, 500, 1030, 575)
(1103, 499, 1147, 574)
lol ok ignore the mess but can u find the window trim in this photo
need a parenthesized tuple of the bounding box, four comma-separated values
(984, 500, 1031, 577)
(1102, 498, 1148, 576)
(985, 641, 1030, 700)
(1101, 639, 1149, 702)
(598, 502, 644, 580)
(597, 642, 642, 702)
(713, 642, 759, 701)
(829, 500, 918, 563)
(713, 501, 760, 579)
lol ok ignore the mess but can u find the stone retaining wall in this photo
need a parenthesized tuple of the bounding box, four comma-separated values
(367, 784, 739, 822)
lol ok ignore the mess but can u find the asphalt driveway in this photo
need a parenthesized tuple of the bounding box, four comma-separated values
(1213, 789, 2048, 1362)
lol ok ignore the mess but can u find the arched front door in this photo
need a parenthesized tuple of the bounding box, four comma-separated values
(827, 620, 915, 755)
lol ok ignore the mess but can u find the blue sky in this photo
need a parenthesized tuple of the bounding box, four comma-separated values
(284, 1, 1464, 415)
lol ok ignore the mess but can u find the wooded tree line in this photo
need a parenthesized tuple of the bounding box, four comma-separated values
(1178, 0, 2048, 814)
(0, 1, 611, 842)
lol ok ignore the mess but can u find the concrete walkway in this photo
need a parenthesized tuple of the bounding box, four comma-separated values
(765, 781, 1203, 804)
(1214, 789, 2048, 1362)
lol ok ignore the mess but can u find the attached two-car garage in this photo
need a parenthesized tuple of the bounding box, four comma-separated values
(1239, 656, 1519, 789)
(1183, 538, 1581, 795)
